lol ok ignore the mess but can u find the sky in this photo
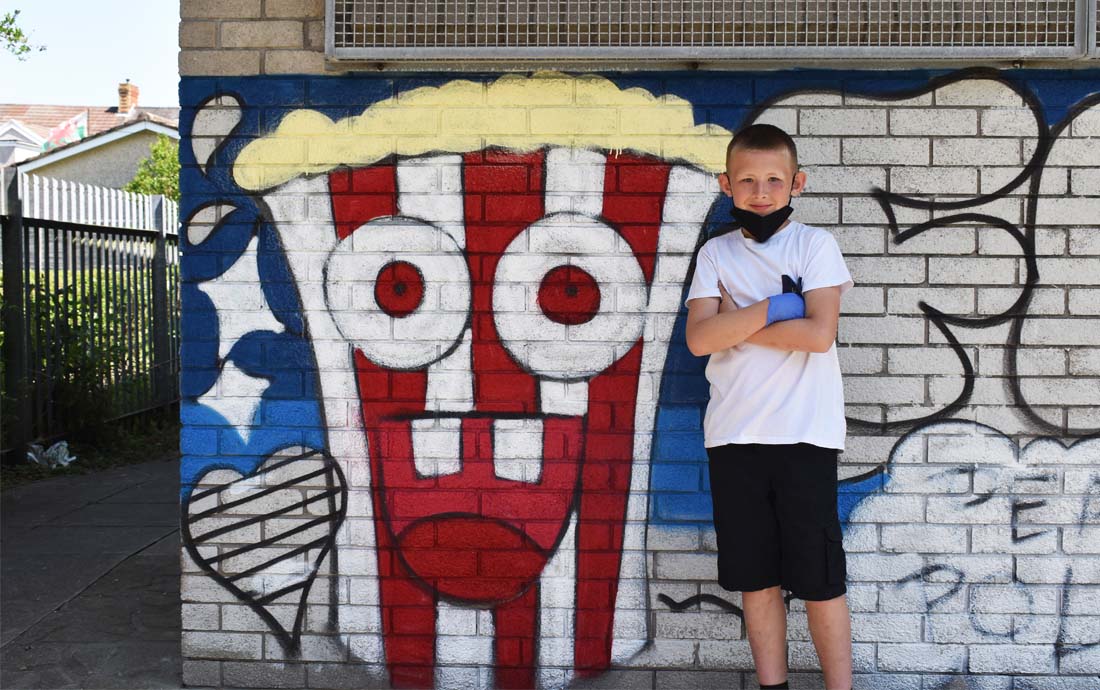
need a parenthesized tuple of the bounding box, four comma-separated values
(1, 1, 180, 107)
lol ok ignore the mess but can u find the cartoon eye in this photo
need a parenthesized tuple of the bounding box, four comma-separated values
(493, 213, 646, 381)
(324, 216, 470, 370)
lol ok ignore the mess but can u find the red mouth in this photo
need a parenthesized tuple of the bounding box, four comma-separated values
(373, 412, 585, 602)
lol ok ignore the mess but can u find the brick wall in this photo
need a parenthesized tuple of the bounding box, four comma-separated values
(178, 6, 1100, 688)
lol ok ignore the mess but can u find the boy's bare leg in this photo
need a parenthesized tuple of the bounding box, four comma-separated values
(805, 594, 852, 690)
(742, 586, 788, 685)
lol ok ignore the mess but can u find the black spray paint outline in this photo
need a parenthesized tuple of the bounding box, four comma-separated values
(743, 67, 1100, 439)
(180, 446, 348, 657)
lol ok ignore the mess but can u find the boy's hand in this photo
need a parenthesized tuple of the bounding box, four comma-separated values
(717, 281, 737, 314)
(765, 292, 805, 326)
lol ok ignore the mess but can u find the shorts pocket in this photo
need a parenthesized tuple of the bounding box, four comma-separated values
(825, 523, 847, 586)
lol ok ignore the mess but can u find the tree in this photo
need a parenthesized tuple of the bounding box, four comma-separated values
(2, 10, 44, 59)
(125, 134, 180, 201)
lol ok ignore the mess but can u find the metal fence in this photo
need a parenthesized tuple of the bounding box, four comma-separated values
(327, 0, 1094, 59)
(1, 171, 180, 455)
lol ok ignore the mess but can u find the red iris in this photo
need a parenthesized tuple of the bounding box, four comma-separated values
(375, 261, 424, 318)
(537, 265, 600, 326)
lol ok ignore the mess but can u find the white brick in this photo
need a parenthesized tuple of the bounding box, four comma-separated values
(891, 109, 977, 136)
(881, 524, 967, 553)
(1018, 378, 1100, 405)
(1018, 556, 1100, 584)
(800, 108, 887, 135)
(182, 603, 220, 631)
(846, 553, 925, 582)
(935, 80, 1025, 106)
(792, 195, 839, 224)
(655, 611, 742, 640)
(887, 346, 971, 375)
(971, 583, 1059, 614)
(983, 165, 1065, 195)
(877, 643, 966, 672)
(851, 613, 924, 642)
(887, 287, 975, 315)
(182, 631, 264, 660)
(842, 196, 930, 224)
(843, 138, 930, 165)
(832, 226, 885, 254)
(838, 346, 884, 374)
(878, 580, 965, 613)
(1068, 227, 1100, 254)
(1069, 289, 1100, 316)
(840, 316, 926, 345)
(978, 346, 1067, 375)
(841, 286, 886, 314)
(929, 376, 1014, 407)
(1068, 106, 1100, 136)
(890, 166, 978, 195)
(653, 552, 717, 580)
(979, 287, 1064, 316)
(843, 434, 906, 464)
(792, 136, 841, 165)
(924, 555, 1013, 583)
(981, 227, 1064, 257)
(888, 226, 977, 255)
(1034, 258, 1100, 285)
(802, 165, 885, 194)
(933, 138, 1020, 166)
(752, 107, 797, 132)
(969, 644, 1057, 674)
(930, 319, 1012, 345)
(885, 466, 970, 494)
(844, 376, 924, 405)
(1064, 469, 1100, 493)
(1069, 343, 1100, 371)
(971, 525, 1058, 554)
(848, 256, 926, 283)
(697, 639, 755, 668)
(1038, 137, 1100, 166)
(1063, 527, 1100, 554)
(848, 495, 925, 523)
(930, 257, 1017, 284)
(980, 108, 1040, 136)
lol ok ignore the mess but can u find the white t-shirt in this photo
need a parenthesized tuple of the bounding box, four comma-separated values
(685, 220, 854, 450)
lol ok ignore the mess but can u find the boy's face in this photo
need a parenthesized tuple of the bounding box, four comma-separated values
(718, 146, 806, 216)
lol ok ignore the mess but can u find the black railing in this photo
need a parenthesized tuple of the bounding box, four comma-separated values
(1, 172, 179, 458)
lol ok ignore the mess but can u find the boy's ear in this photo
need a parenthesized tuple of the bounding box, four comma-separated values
(791, 169, 808, 197)
(718, 172, 733, 197)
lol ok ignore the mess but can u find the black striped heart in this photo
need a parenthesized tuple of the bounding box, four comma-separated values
(181, 446, 347, 655)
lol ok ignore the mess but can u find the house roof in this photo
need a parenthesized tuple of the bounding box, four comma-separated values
(16, 114, 179, 173)
(0, 104, 179, 140)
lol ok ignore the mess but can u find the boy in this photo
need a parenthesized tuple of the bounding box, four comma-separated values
(684, 124, 854, 690)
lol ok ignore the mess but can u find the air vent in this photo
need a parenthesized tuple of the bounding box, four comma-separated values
(327, 0, 1086, 60)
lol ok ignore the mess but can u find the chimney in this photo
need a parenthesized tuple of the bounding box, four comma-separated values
(118, 80, 140, 114)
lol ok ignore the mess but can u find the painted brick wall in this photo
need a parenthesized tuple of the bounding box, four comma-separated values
(178, 11, 1100, 689)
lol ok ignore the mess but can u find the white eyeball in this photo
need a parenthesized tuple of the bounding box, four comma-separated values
(493, 213, 646, 381)
(325, 216, 470, 370)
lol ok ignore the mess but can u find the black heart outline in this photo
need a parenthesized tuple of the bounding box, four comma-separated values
(181, 446, 348, 656)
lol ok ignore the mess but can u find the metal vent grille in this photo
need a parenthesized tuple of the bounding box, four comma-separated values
(327, 0, 1084, 60)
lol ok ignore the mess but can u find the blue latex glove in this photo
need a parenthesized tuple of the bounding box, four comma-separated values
(765, 292, 805, 326)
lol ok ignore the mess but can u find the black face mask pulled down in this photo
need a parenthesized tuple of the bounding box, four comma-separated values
(729, 203, 793, 243)
(729, 177, 798, 242)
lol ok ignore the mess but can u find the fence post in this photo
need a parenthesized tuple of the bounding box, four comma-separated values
(1, 169, 29, 463)
(150, 195, 173, 406)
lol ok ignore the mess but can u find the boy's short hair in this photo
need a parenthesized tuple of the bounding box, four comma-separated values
(725, 124, 799, 169)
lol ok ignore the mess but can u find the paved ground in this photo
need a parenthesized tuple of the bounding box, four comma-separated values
(1, 457, 182, 689)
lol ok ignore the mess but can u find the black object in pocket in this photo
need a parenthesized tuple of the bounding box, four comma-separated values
(782, 274, 803, 295)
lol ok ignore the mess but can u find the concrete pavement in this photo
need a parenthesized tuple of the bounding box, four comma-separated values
(1, 456, 182, 689)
